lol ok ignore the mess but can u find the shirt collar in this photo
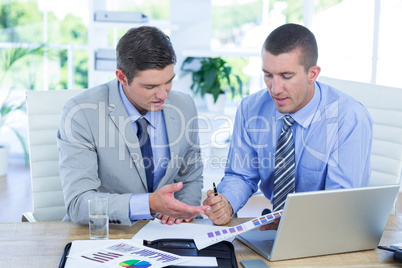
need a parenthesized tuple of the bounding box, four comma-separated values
(118, 82, 159, 129)
(275, 82, 321, 129)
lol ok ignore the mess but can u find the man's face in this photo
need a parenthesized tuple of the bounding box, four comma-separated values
(117, 64, 175, 115)
(262, 48, 317, 114)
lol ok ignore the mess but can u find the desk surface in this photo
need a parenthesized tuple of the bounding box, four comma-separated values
(0, 215, 401, 267)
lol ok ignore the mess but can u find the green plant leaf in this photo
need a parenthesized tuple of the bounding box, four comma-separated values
(1, 44, 45, 76)
(181, 56, 243, 103)
(204, 69, 218, 90)
(0, 44, 44, 166)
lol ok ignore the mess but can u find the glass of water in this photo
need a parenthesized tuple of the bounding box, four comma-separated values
(88, 196, 109, 240)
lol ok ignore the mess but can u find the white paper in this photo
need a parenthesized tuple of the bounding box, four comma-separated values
(66, 240, 107, 268)
(67, 239, 184, 268)
(133, 218, 234, 242)
(193, 210, 283, 250)
(390, 243, 402, 249)
(177, 256, 217, 267)
(65, 239, 217, 267)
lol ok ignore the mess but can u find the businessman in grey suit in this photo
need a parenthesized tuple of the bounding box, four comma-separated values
(57, 26, 209, 226)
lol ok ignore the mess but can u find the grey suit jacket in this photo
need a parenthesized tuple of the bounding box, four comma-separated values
(57, 78, 203, 225)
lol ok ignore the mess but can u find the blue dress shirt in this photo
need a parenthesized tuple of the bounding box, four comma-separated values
(218, 81, 373, 214)
(118, 83, 171, 220)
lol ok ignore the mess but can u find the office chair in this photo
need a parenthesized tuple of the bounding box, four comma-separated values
(23, 89, 86, 222)
(319, 76, 402, 214)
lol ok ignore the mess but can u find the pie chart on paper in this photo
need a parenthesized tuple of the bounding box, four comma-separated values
(119, 259, 152, 267)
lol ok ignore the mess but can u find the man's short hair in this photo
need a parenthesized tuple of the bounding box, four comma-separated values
(263, 23, 318, 72)
(116, 26, 177, 85)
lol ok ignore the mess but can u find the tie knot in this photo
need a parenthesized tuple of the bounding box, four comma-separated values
(137, 117, 149, 132)
(137, 118, 150, 146)
(282, 115, 295, 131)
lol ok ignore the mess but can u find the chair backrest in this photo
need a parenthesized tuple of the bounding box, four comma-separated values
(26, 89, 86, 221)
(319, 76, 402, 213)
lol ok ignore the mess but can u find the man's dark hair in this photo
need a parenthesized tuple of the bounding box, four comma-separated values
(116, 26, 176, 85)
(263, 23, 318, 73)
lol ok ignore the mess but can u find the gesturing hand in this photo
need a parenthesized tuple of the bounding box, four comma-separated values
(156, 214, 190, 225)
(149, 182, 210, 222)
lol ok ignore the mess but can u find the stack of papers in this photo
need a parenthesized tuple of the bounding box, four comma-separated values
(66, 210, 282, 267)
(66, 239, 217, 267)
(133, 210, 283, 250)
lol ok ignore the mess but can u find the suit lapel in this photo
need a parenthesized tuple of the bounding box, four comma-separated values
(107, 79, 148, 190)
(158, 98, 181, 187)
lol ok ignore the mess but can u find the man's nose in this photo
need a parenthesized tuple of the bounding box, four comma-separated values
(155, 85, 168, 100)
(270, 76, 282, 95)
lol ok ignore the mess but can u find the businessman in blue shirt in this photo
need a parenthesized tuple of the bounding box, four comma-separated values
(203, 23, 373, 228)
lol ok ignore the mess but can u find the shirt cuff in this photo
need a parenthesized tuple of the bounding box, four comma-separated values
(129, 193, 155, 220)
(218, 181, 249, 216)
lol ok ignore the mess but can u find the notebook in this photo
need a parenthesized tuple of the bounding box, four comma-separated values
(237, 185, 399, 261)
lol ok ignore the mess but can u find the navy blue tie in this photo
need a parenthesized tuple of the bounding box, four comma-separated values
(136, 118, 154, 193)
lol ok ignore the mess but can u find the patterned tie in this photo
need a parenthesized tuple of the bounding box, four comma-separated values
(136, 118, 154, 193)
(273, 115, 296, 211)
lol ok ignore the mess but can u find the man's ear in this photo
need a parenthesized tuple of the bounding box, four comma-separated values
(115, 69, 128, 86)
(308, 65, 321, 84)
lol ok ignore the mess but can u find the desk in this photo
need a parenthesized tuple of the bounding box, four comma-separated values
(0, 215, 401, 267)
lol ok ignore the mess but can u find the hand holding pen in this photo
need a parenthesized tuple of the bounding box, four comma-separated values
(203, 182, 233, 225)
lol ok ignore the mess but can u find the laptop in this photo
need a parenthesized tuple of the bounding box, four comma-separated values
(237, 185, 399, 261)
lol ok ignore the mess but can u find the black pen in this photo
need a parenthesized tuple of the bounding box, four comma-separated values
(213, 182, 218, 196)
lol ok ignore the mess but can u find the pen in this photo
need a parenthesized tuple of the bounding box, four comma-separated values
(213, 182, 218, 196)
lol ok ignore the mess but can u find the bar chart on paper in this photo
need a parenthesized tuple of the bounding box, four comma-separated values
(194, 210, 283, 249)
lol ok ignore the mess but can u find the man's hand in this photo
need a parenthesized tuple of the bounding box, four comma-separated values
(203, 190, 233, 225)
(149, 182, 210, 223)
(156, 214, 191, 225)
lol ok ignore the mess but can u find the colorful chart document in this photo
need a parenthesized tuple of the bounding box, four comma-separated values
(68, 239, 184, 268)
(194, 210, 283, 250)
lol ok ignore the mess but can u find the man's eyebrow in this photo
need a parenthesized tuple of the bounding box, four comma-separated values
(261, 69, 295, 76)
(167, 74, 176, 83)
(141, 74, 176, 87)
(280, 71, 295, 75)
(262, 68, 270, 74)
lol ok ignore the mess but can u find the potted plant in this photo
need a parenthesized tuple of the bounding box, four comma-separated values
(0, 45, 44, 175)
(181, 57, 243, 113)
